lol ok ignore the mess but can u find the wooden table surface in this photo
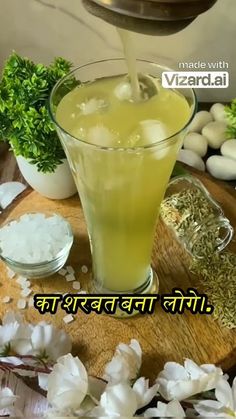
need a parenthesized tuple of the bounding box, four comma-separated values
(0, 146, 235, 381)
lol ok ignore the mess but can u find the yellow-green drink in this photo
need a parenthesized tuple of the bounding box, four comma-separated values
(50, 59, 195, 294)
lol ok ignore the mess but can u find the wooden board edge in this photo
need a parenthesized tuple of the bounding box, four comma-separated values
(182, 163, 236, 200)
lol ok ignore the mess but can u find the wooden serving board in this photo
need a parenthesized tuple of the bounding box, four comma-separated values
(0, 169, 235, 381)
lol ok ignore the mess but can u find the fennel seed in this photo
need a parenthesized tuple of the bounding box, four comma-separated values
(161, 187, 236, 329)
(191, 252, 236, 329)
(161, 188, 223, 258)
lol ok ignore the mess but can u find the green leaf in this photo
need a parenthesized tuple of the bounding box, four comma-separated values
(171, 162, 188, 178)
(0, 52, 73, 172)
(225, 99, 236, 138)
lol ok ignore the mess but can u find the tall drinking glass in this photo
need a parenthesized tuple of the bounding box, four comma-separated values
(50, 59, 196, 295)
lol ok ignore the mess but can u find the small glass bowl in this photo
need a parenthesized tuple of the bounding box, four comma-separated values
(0, 212, 74, 278)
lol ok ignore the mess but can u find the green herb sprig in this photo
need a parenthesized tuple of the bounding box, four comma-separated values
(225, 99, 236, 139)
(0, 53, 73, 173)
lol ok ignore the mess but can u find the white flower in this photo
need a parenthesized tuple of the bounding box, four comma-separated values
(90, 382, 138, 417)
(156, 359, 223, 401)
(44, 407, 75, 418)
(144, 400, 186, 418)
(38, 372, 50, 391)
(194, 377, 236, 417)
(104, 339, 142, 384)
(31, 322, 72, 362)
(0, 356, 24, 366)
(0, 387, 17, 410)
(45, 378, 102, 417)
(133, 377, 159, 409)
(47, 353, 88, 410)
(0, 311, 32, 355)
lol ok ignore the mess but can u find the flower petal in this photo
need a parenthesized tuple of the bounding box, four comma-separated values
(184, 359, 205, 379)
(144, 400, 185, 417)
(0, 387, 18, 409)
(104, 354, 129, 384)
(0, 323, 19, 346)
(215, 379, 234, 410)
(144, 406, 166, 417)
(201, 364, 223, 376)
(233, 377, 236, 412)
(2, 311, 23, 325)
(0, 356, 23, 366)
(157, 360, 224, 402)
(38, 373, 49, 391)
(194, 399, 227, 416)
(104, 340, 142, 384)
(31, 323, 71, 361)
(166, 400, 186, 416)
(133, 377, 159, 409)
(47, 354, 88, 410)
(158, 362, 189, 381)
(100, 383, 137, 416)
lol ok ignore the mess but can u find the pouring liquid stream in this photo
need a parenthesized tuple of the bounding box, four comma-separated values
(117, 28, 141, 102)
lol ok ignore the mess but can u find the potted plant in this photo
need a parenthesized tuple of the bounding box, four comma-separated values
(0, 53, 77, 199)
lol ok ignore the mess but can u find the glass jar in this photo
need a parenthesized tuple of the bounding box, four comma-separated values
(161, 175, 234, 259)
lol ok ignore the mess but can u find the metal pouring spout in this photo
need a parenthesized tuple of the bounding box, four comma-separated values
(82, 0, 218, 35)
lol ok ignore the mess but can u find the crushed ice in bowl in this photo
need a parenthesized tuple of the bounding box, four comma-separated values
(0, 213, 72, 264)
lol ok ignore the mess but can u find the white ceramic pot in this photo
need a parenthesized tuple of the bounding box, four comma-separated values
(16, 156, 77, 200)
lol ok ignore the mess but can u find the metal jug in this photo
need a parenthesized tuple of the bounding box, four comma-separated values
(82, 0, 218, 35)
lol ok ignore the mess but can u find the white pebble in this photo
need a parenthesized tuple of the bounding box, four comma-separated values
(17, 299, 27, 310)
(66, 273, 76, 282)
(77, 290, 87, 295)
(6, 268, 16, 279)
(178, 149, 205, 172)
(210, 103, 227, 123)
(221, 139, 236, 161)
(202, 121, 227, 149)
(66, 266, 75, 274)
(81, 265, 88, 274)
(183, 133, 208, 157)
(2, 296, 11, 304)
(58, 268, 67, 276)
(206, 155, 236, 180)
(28, 297, 34, 307)
(63, 314, 74, 324)
(21, 288, 32, 298)
(72, 281, 81, 290)
(188, 111, 213, 133)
